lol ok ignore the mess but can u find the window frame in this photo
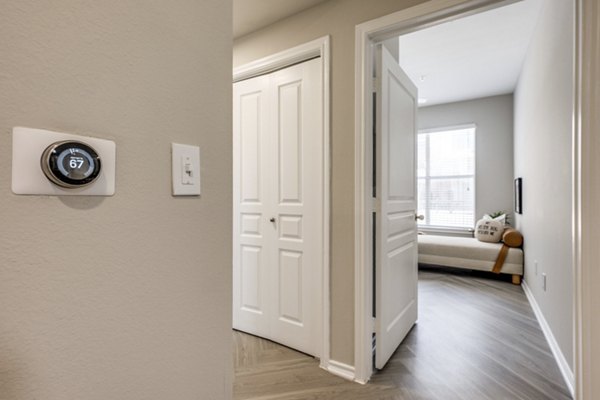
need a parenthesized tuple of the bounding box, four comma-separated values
(417, 123, 477, 232)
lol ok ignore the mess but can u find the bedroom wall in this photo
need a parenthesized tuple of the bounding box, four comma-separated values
(0, 1, 232, 399)
(513, 0, 574, 374)
(234, 0, 427, 366)
(419, 94, 515, 232)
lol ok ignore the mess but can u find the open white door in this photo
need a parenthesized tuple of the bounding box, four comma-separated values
(374, 45, 419, 369)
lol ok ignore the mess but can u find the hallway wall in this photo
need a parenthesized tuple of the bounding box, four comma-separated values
(0, 2, 232, 399)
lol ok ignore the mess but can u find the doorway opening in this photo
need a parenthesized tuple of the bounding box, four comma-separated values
(355, 1, 574, 396)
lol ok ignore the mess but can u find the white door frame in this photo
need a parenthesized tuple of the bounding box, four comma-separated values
(233, 36, 331, 366)
(355, 2, 596, 399)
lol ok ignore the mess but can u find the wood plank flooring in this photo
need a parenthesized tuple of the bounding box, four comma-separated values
(234, 268, 572, 400)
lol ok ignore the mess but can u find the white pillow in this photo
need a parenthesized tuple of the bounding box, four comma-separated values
(475, 219, 504, 242)
(483, 213, 506, 226)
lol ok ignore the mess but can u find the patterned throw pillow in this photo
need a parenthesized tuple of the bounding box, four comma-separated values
(475, 219, 504, 242)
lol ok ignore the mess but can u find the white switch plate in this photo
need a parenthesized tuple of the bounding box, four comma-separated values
(171, 143, 200, 196)
(12, 127, 116, 196)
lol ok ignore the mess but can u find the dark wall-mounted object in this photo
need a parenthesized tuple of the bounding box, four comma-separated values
(515, 177, 523, 214)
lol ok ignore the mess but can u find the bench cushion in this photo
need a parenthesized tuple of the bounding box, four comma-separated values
(418, 235, 523, 275)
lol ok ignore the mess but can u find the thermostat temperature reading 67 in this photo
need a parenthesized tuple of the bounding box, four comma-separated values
(41, 141, 102, 188)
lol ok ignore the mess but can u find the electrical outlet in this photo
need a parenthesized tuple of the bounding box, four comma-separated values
(534, 260, 538, 276)
(542, 272, 547, 291)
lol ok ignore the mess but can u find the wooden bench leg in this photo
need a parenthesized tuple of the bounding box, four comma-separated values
(512, 275, 522, 285)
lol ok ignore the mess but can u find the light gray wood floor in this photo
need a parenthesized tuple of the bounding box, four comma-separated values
(233, 268, 572, 400)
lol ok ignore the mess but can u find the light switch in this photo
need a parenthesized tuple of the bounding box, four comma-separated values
(172, 143, 200, 196)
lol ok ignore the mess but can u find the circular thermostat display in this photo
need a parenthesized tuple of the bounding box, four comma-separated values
(41, 141, 102, 188)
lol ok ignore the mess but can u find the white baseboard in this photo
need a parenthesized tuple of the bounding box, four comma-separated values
(522, 280, 574, 397)
(320, 359, 356, 382)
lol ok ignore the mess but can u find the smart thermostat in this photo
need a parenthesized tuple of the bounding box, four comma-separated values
(41, 141, 102, 188)
(12, 127, 116, 196)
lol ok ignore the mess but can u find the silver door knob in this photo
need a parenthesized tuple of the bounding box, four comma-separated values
(415, 214, 425, 221)
(269, 217, 276, 223)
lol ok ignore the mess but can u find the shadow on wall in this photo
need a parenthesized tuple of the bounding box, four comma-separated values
(59, 196, 105, 210)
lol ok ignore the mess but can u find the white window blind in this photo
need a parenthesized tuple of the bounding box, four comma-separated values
(417, 126, 475, 229)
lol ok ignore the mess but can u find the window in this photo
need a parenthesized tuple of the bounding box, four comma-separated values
(417, 126, 475, 230)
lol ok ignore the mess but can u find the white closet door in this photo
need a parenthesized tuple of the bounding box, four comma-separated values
(233, 74, 271, 339)
(233, 58, 322, 357)
(268, 58, 322, 355)
(375, 45, 419, 369)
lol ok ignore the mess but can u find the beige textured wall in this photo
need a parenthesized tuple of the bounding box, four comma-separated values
(234, 0, 426, 365)
(580, 0, 600, 396)
(514, 0, 574, 370)
(0, 2, 232, 399)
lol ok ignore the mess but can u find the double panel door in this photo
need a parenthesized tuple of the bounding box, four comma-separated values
(233, 58, 322, 356)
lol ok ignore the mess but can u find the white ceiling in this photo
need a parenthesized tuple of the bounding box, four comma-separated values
(398, 0, 543, 107)
(233, 0, 329, 39)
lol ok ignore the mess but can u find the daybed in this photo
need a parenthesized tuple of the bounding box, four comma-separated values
(417, 234, 524, 285)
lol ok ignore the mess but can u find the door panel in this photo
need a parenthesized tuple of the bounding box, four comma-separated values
(240, 91, 264, 203)
(278, 81, 303, 204)
(387, 72, 416, 199)
(233, 58, 322, 357)
(279, 215, 303, 240)
(240, 245, 263, 313)
(375, 45, 419, 369)
(241, 213, 261, 236)
(278, 249, 303, 324)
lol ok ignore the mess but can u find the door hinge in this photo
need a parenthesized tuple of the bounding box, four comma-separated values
(371, 198, 381, 213)
(372, 78, 378, 92)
